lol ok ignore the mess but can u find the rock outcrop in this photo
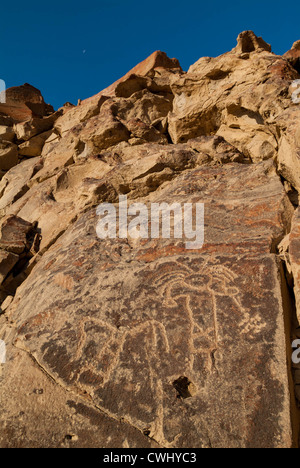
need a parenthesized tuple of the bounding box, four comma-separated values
(0, 83, 53, 122)
(0, 31, 300, 448)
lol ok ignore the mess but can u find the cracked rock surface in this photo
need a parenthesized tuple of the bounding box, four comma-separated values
(0, 31, 300, 448)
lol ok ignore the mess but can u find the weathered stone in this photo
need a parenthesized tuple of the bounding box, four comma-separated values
(234, 30, 272, 54)
(0, 141, 18, 171)
(126, 118, 168, 144)
(113, 89, 172, 128)
(289, 207, 300, 321)
(217, 124, 277, 163)
(14, 111, 62, 141)
(54, 96, 108, 137)
(115, 74, 152, 98)
(114, 69, 179, 101)
(187, 135, 247, 164)
(40, 131, 60, 156)
(95, 50, 182, 98)
(168, 32, 295, 152)
(283, 41, 300, 73)
(0, 126, 15, 142)
(18, 130, 52, 157)
(276, 107, 300, 192)
(5, 157, 112, 253)
(0, 157, 43, 213)
(80, 104, 130, 153)
(0, 83, 53, 122)
(0, 215, 34, 254)
(76, 143, 210, 202)
(29, 131, 77, 184)
(0, 294, 13, 312)
(0, 251, 19, 285)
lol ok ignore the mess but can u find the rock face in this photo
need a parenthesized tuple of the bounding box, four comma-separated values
(0, 31, 300, 448)
(0, 83, 53, 122)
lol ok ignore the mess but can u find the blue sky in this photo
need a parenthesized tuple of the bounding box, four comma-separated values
(1, 0, 299, 110)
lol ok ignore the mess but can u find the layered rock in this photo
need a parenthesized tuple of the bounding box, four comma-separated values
(0, 31, 300, 448)
(0, 83, 53, 122)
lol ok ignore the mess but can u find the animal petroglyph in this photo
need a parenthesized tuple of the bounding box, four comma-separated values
(60, 258, 244, 445)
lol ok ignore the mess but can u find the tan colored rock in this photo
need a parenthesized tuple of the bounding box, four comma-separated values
(0, 141, 18, 171)
(30, 131, 78, 185)
(283, 40, 300, 73)
(40, 131, 60, 156)
(0, 344, 158, 448)
(168, 32, 296, 149)
(0, 157, 43, 213)
(114, 89, 172, 127)
(54, 95, 108, 136)
(114, 69, 180, 101)
(115, 74, 152, 98)
(289, 208, 300, 321)
(217, 125, 277, 163)
(93, 50, 182, 98)
(276, 107, 300, 192)
(14, 111, 62, 141)
(233, 30, 272, 54)
(76, 50, 182, 128)
(0, 294, 13, 312)
(80, 104, 130, 153)
(0, 251, 19, 285)
(5, 157, 112, 253)
(0, 126, 15, 142)
(187, 135, 247, 163)
(18, 130, 52, 157)
(126, 118, 168, 144)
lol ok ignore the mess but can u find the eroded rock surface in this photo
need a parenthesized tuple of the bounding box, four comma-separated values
(0, 31, 300, 448)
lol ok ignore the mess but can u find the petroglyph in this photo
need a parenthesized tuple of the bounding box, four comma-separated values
(15, 256, 248, 446)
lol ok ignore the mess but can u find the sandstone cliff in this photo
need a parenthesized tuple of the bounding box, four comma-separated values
(0, 31, 300, 448)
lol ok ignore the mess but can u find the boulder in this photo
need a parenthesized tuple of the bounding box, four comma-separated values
(0, 126, 15, 142)
(14, 110, 62, 141)
(54, 96, 108, 137)
(233, 30, 272, 54)
(0, 215, 34, 254)
(18, 130, 52, 157)
(80, 104, 130, 153)
(0, 83, 53, 122)
(0, 250, 19, 285)
(0, 157, 43, 213)
(95, 50, 182, 98)
(126, 118, 168, 144)
(0, 141, 18, 171)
